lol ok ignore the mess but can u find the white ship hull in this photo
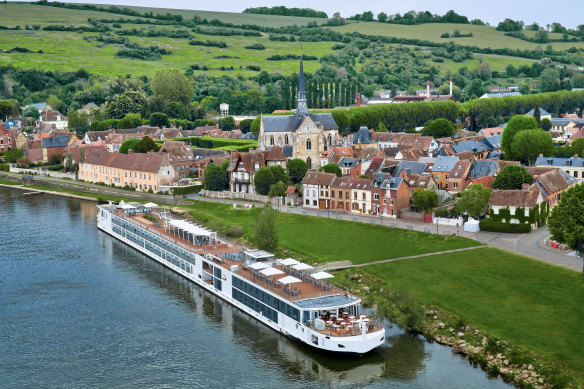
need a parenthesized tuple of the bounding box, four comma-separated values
(97, 206, 385, 354)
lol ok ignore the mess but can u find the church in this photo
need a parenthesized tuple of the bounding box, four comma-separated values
(257, 54, 339, 170)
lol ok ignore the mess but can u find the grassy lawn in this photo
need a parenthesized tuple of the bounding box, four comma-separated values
(358, 247, 584, 375)
(331, 22, 584, 51)
(185, 200, 480, 264)
(0, 178, 20, 185)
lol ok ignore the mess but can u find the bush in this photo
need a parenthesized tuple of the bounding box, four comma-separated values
(244, 43, 265, 50)
(188, 39, 227, 48)
(479, 219, 531, 233)
(171, 184, 203, 195)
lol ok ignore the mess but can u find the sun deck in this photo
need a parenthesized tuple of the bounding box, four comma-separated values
(115, 209, 348, 304)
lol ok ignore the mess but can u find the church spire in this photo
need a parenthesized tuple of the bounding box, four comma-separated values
(296, 45, 309, 116)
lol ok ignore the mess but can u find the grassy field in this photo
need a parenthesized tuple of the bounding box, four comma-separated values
(427, 53, 536, 74)
(330, 22, 584, 51)
(186, 200, 480, 264)
(358, 247, 584, 375)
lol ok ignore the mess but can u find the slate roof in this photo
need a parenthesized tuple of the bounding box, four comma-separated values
(393, 161, 427, 176)
(354, 127, 373, 144)
(192, 148, 227, 160)
(535, 156, 584, 168)
(431, 156, 459, 172)
(86, 130, 113, 142)
(526, 108, 551, 116)
(41, 135, 69, 148)
(262, 113, 338, 133)
(484, 135, 502, 149)
(239, 132, 257, 139)
(339, 158, 358, 168)
(42, 111, 66, 122)
(283, 145, 293, 157)
(301, 171, 336, 186)
(467, 160, 498, 179)
(372, 174, 403, 190)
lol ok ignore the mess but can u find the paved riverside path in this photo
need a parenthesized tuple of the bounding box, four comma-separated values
(352, 246, 488, 268)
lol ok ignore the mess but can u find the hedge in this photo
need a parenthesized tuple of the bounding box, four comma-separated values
(479, 219, 531, 233)
(171, 184, 203, 195)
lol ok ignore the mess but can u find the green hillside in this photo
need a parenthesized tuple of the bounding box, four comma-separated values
(331, 22, 584, 51)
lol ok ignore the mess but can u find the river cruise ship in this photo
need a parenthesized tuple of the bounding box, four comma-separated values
(97, 202, 386, 354)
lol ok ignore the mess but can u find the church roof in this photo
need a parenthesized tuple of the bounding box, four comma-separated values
(262, 113, 338, 133)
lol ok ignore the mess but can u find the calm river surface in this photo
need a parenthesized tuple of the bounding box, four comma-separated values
(0, 188, 511, 388)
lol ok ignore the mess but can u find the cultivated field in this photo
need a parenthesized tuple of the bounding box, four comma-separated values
(330, 22, 584, 51)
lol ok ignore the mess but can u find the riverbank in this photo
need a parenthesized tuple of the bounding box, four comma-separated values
(336, 269, 578, 389)
(1, 179, 582, 387)
(0, 182, 98, 202)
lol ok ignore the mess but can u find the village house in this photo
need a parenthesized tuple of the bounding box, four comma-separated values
(465, 160, 499, 188)
(158, 140, 195, 180)
(370, 174, 410, 218)
(301, 171, 336, 209)
(346, 177, 373, 214)
(227, 149, 266, 195)
(263, 145, 288, 169)
(488, 185, 546, 227)
(431, 156, 459, 190)
(330, 176, 352, 212)
(0, 127, 15, 152)
(258, 56, 339, 170)
(535, 155, 584, 180)
(24, 135, 72, 164)
(84, 130, 114, 144)
(399, 171, 437, 198)
(78, 150, 176, 192)
(191, 149, 229, 182)
(531, 168, 577, 209)
(61, 139, 108, 168)
(38, 111, 68, 130)
(447, 159, 472, 192)
(338, 157, 358, 176)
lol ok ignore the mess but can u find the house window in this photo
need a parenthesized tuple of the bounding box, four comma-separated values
(445, 175, 449, 179)
(306, 139, 312, 150)
(374, 193, 379, 200)
(454, 182, 458, 188)
(345, 191, 349, 199)
(305, 199, 309, 205)
(362, 193, 366, 200)
(313, 200, 317, 206)
(270, 136, 274, 146)
(435, 174, 439, 180)
(285, 135, 289, 145)
(353, 192, 357, 199)
(331, 190, 335, 198)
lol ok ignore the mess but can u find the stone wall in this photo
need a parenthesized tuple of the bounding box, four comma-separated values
(10, 166, 77, 180)
(202, 189, 282, 206)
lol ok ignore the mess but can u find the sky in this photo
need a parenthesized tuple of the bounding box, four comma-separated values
(18, 0, 583, 29)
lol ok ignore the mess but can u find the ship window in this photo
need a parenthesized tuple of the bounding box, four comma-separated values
(338, 344, 346, 348)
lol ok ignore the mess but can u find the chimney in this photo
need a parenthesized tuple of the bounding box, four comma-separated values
(449, 77, 453, 96)
(522, 183, 530, 191)
(426, 81, 430, 98)
(231, 149, 237, 158)
(355, 93, 361, 107)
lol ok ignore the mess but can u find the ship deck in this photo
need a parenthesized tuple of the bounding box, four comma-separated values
(117, 210, 348, 304)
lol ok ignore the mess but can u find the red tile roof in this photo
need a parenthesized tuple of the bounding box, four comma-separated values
(489, 186, 542, 207)
(302, 171, 337, 186)
(83, 150, 171, 173)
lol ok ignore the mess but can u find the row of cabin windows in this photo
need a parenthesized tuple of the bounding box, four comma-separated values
(232, 289, 278, 323)
(232, 276, 300, 322)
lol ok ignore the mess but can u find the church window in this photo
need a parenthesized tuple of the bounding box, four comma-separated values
(307, 157, 312, 169)
(306, 139, 312, 150)
(285, 135, 289, 145)
(328, 134, 332, 146)
(270, 136, 274, 146)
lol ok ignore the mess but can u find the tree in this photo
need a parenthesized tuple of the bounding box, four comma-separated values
(239, 118, 253, 134)
(548, 183, 584, 273)
(541, 118, 552, 131)
(203, 162, 228, 191)
(539, 68, 560, 93)
(218, 116, 236, 130)
(165, 101, 187, 119)
(269, 165, 287, 184)
(68, 110, 90, 136)
(511, 129, 554, 165)
(22, 105, 40, 119)
(268, 181, 287, 198)
(3, 148, 23, 163)
(454, 184, 492, 218)
(0, 100, 14, 120)
(319, 163, 342, 177)
(151, 69, 193, 106)
(501, 115, 538, 159)
(118, 113, 141, 129)
(331, 110, 350, 132)
(421, 119, 454, 138)
(135, 136, 158, 153)
(492, 165, 534, 190)
(533, 106, 541, 127)
(375, 121, 388, 132)
(255, 203, 278, 252)
(412, 189, 438, 213)
(254, 167, 276, 195)
(463, 79, 485, 100)
(250, 116, 261, 135)
(287, 158, 308, 184)
(150, 112, 170, 128)
(106, 91, 146, 119)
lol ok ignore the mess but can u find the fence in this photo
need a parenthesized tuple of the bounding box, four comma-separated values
(10, 166, 77, 180)
(201, 189, 282, 206)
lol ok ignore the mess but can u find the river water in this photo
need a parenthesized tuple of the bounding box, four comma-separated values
(0, 188, 511, 388)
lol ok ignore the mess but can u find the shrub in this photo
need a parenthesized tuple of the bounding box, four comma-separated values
(244, 43, 265, 50)
(171, 184, 203, 195)
(225, 225, 244, 238)
(479, 219, 531, 233)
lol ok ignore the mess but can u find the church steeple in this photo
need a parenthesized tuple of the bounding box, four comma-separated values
(296, 46, 309, 117)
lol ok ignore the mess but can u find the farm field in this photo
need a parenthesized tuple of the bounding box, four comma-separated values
(330, 22, 584, 51)
(358, 247, 584, 378)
